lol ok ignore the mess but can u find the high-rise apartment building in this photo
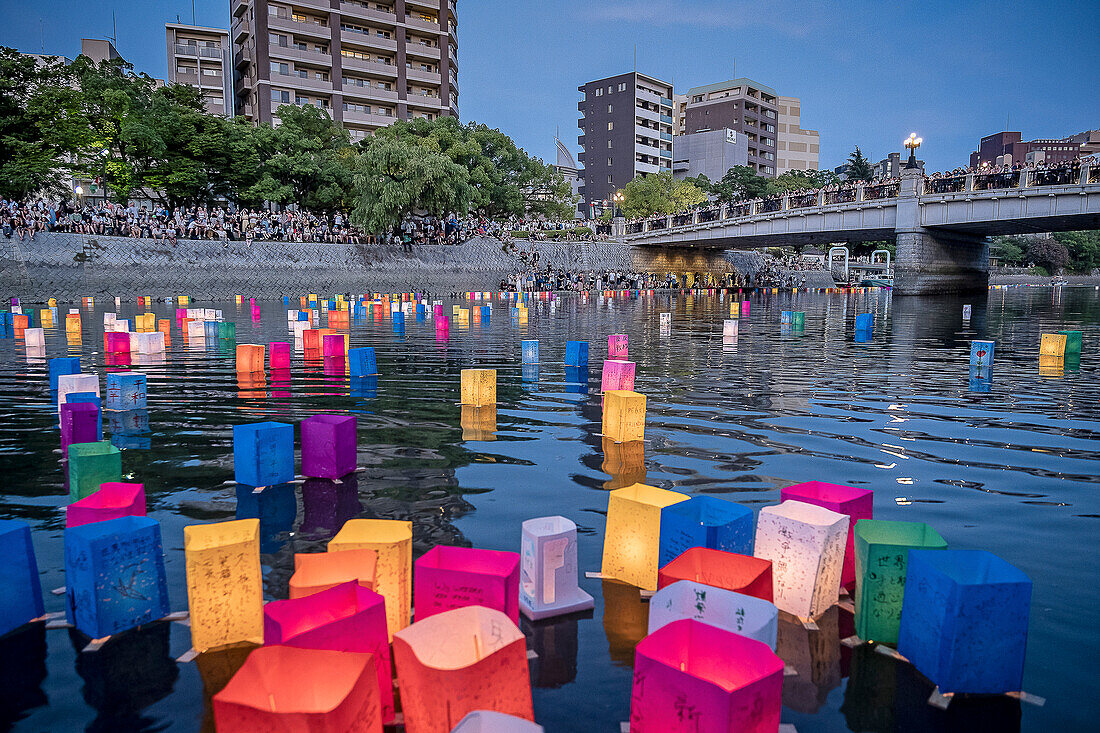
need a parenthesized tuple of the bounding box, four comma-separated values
(231, 0, 458, 141)
(577, 72, 673, 211)
(166, 24, 234, 116)
(672, 93, 688, 135)
(682, 78, 778, 177)
(776, 95, 819, 174)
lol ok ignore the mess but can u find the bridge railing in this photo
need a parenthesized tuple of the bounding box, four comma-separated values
(698, 208, 720, 223)
(1090, 165, 1100, 185)
(648, 218, 668, 231)
(1028, 167, 1081, 187)
(760, 197, 782, 213)
(824, 188, 857, 204)
(627, 222, 644, 234)
(673, 213, 694, 227)
(726, 202, 753, 218)
(924, 176, 966, 194)
(789, 192, 817, 209)
(973, 172, 1018, 190)
(863, 183, 899, 200)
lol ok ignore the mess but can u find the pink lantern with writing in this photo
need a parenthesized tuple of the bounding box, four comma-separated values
(269, 342, 291, 369)
(608, 334, 628, 358)
(601, 360, 635, 393)
(66, 482, 146, 528)
(630, 618, 783, 733)
(780, 481, 872, 589)
(413, 545, 520, 624)
(264, 581, 394, 723)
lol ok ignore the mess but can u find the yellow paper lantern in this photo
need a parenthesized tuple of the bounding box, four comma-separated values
(329, 519, 413, 638)
(602, 390, 646, 444)
(601, 483, 689, 590)
(184, 519, 264, 652)
(461, 369, 497, 407)
(1040, 333, 1067, 357)
(39, 309, 54, 328)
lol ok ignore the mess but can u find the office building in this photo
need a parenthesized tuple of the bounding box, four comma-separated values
(682, 78, 778, 177)
(231, 0, 459, 141)
(166, 24, 234, 116)
(969, 129, 1099, 168)
(80, 39, 124, 64)
(672, 128, 748, 182)
(577, 72, 673, 211)
(776, 95, 819, 173)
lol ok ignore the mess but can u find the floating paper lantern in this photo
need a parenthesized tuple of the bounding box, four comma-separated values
(970, 340, 995, 368)
(781, 311, 792, 325)
(962, 304, 973, 319)
(1039, 333, 1067, 357)
(269, 341, 290, 369)
(64, 516, 170, 638)
(898, 549, 1031, 694)
(234, 344, 264, 374)
(451, 711, 544, 733)
(630, 619, 783, 733)
(233, 422, 294, 487)
(414, 545, 520, 623)
(329, 519, 412, 637)
(601, 483, 689, 590)
(393, 606, 534, 733)
(780, 481, 873, 589)
(68, 441, 121, 500)
(723, 319, 739, 337)
(220, 321, 237, 340)
(66, 482, 145, 528)
(657, 547, 773, 601)
(61, 402, 101, 453)
(658, 496, 754, 567)
(264, 581, 394, 722)
(289, 549, 378, 599)
(323, 333, 348, 357)
(1057, 329, 1082, 355)
(564, 341, 589, 367)
(601, 390, 646, 443)
(793, 312, 805, 329)
(105, 371, 147, 411)
(461, 369, 497, 407)
(754, 500, 849, 619)
(600, 359, 635, 394)
(0, 520, 44, 637)
(608, 334, 628, 358)
(349, 347, 378, 377)
(855, 313, 874, 333)
(649, 580, 778, 649)
(301, 414, 357, 479)
(49, 357, 81, 391)
(24, 327, 44, 347)
(741, 300, 750, 316)
(186, 320, 206, 340)
(184, 519, 264, 652)
(853, 519, 946, 644)
(659, 312, 671, 325)
(730, 302, 740, 317)
(213, 645, 383, 732)
(480, 305, 491, 324)
(519, 516, 593, 620)
(521, 340, 539, 364)
(132, 331, 166, 354)
(204, 320, 220, 340)
(57, 373, 99, 413)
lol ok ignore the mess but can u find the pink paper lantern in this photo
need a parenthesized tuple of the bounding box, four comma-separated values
(269, 342, 291, 369)
(630, 619, 783, 733)
(608, 334, 628, 358)
(601, 360, 636, 393)
(105, 331, 130, 353)
(264, 581, 395, 723)
(413, 545, 520, 624)
(781, 481, 873, 589)
(66, 482, 146, 528)
(741, 301, 750, 316)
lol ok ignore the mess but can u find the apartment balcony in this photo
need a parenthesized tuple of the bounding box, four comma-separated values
(660, 114, 673, 124)
(660, 96, 673, 107)
(268, 15, 332, 41)
(406, 67, 441, 85)
(635, 106, 659, 123)
(405, 0, 441, 12)
(578, 134, 585, 147)
(406, 93, 443, 109)
(578, 100, 585, 112)
(341, 84, 398, 102)
(660, 131, 672, 142)
(339, 3, 398, 26)
(341, 108, 396, 127)
(636, 87, 661, 105)
(405, 14, 441, 33)
(340, 31, 398, 53)
(289, 0, 333, 13)
(272, 72, 333, 93)
(340, 56, 399, 77)
(660, 149, 672, 159)
(174, 70, 200, 86)
(269, 45, 333, 67)
(636, 139, 659, 156)
(636, 160, 660, 174)
(232, 16, 249, 42)
(405, 42, 441, 61)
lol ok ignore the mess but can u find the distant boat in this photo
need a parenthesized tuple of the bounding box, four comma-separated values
(861, 277, 894, 287)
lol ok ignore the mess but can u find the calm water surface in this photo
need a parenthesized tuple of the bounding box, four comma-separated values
(0, 287, 1097, 732)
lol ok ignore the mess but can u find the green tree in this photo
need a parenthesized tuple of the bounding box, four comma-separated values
(711, 165, 772, 202)
(990, 236, 1026, 266)
(845, 146, 875, 182)
(1052, 230, 1100, 273)
(620, 171, 707, 218)
(351, 133, 471, 234)
(682, 174, 712, 194)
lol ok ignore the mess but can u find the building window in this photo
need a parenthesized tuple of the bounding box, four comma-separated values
(618, 82, 626, 91)
(595, 88, 602, 97)
(269, 33, 289, 47)
(271, 89, 291, 103)
(607, 140, 612, 149)
(607, 104, 612, 113)
(608, 175, 613, 184)
(608, 85, 613, 93)
(608, 158, 613, 166)
(607, 122, 613, 131)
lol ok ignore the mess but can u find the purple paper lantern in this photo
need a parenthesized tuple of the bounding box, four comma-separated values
(301, 415, 357, 480)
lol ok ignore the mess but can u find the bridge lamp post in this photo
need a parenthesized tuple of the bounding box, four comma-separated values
(904, 132, 923, 169)
(612, 190, 625, 218)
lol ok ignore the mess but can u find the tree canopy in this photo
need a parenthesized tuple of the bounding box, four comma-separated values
(620, 171, 708, 218)
(845, 147, 875, 182)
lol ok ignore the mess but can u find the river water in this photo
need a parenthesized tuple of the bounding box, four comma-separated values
(0, 287, 1097, 732)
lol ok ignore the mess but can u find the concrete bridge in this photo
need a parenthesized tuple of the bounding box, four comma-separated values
(623, 163, 1100, 294)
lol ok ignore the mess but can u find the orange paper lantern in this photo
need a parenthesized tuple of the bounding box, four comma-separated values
(289, 549, 378, 599)
(657, 547, 774, 601)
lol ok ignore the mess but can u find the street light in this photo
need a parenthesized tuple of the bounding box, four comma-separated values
(612, 190, 625, 218)
(904, 132, 923, 169)
(74, 185, 84, 197)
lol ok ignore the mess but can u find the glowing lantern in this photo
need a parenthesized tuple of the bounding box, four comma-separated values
(648, 580, 778, 649)
(853, 519, 946, 644)
(301, 414, 357, 479)
(630, 619, 783, 733)
(461, 369, 497, 407)
(970, 340, 995, 368)
(349, 347, 378, 377)
(741, 300, 750, 316)
(793, 312, 805, 329)
(601, 390, 646, 443)
(657, 547, 773, 600)
(414, 546, 521, 623)
(67, 441, 121, 500)
(754, 500, 849, 619)
(723, 319, 738, 337)
(61, 402, 101, 453)
(57, 373, 99, 413)
(234, 344, 265, 374)
(601, 483, 689, 590)
(64, 516, 170, 638)
(658, 496, 754, 567)
(67, 482, 145, 528)
(600, 359, 635, 393)
(780, 480, 873, 589)
(0, 520, 44, 637)
(323, 333, 348, 357)
(105, 371, 147, 411)
(264, 581, 394, 722)
(49, 357, 81, 391)
(897, 550, 1031, 694)
(213, 645, 383, 732)
(855, 313, 874, 333)
(564, 341, 589, 366)
(269, 341, 291, 369)
(289, 549, 377, 599)
(24, 327, 44, 347)
(329, 518, 412, 637)
(393, 606, 534, 733)
(184, 519, 264, 652)
(521, 340, 539, 364)
(730, 302, 740, 317)
(519, 516, 593, 620)
(233, 422, 294, 487)
(607, 334, 628, 358)
(1039, 333, 1066, 357)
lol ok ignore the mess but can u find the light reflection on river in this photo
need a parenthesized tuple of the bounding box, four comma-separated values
(0, 286, 1096, 732)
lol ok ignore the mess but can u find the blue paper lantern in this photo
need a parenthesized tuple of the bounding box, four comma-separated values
(105, 372, 147, 411)
(855, 313, 874, 332)
(898, 549, 1031, 694)
(480, 305, 491, 324)
(521, 340, 539, 364)
(233, 422, 294, 487)
(64, 516, 170, 637)
(348, 347, 378, 377)
(0, 520, 44, 636)
(203, 321, 219, 339)
(49, 357, 82, 391)
(565, 341, 589, 367)
(970, 340, 995, 368)
(659, 496, 754, 567)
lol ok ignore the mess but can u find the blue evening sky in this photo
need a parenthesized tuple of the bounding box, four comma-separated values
(2, 0, 1097, 172)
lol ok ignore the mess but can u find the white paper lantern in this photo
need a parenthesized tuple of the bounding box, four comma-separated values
(648, 579, 778, 650)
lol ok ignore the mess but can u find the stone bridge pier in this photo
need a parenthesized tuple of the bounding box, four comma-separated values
(893, 166, 989, 295)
